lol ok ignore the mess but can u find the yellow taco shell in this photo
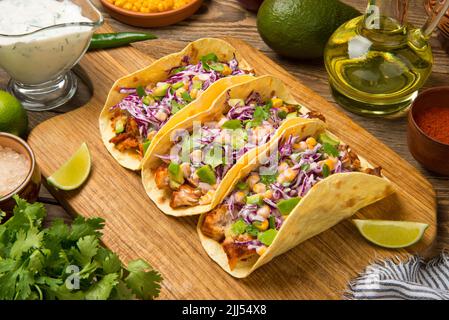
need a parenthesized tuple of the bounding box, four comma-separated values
(141, 76, 314, 216)
(99, 38, 254, 170)
(197, 117, 395, 278)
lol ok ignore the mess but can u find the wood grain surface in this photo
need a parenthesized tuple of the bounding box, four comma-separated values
(0, 0, 448, 299)
(27, 30, 437, 298)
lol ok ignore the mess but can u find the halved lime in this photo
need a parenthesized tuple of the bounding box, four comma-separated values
(47, 143, 91, 190)
(353, 219, 428, 249)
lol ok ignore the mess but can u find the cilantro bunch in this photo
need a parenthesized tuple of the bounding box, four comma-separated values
(0, 196, 162, 300)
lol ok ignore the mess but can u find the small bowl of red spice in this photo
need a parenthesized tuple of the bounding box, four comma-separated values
(408, 86, 449, 176)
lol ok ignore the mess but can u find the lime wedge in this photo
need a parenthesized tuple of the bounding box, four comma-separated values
(47, 143, 91, 190)
(353, 219, 428, 249)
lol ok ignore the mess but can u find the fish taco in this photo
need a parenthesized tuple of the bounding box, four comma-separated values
(141, 76, 325, 216)
(197, 117, 395, 278)
(100, 38, 254, 170)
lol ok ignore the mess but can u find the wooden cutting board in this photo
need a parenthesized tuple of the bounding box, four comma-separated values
(28, 33, 437, 299)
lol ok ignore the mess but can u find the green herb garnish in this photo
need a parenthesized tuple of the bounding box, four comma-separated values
(245, 224, 259, 237)
(322, 143, 339, 157)
(181, 91, 193, 103)
(0, 197, 162, 300)
(136, 85, 146, 98)
(236, 181, 248, 190)
(260, 173, 277, 185)
(246, 105, 271, 128)
(322, 164, 330, 178)
(200, 53, 219, 71)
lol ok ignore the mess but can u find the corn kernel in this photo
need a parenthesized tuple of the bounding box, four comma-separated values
(111, 0, 193, 13)
(271, 98, 283, 108)
(252, 182, 266, 194)
(256, 246, 267, 255)
(190, 88, 198, 99)
(222, 65, 232, 76)
(254, 219, 269, 231)
(246, 173, 260, 188)
(306, 137, 317, 149)
(234, 191, 246, 204)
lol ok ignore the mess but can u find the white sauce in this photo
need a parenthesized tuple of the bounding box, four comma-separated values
(0, 0, 94, 84)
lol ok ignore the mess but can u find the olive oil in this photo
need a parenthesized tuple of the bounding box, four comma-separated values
(325, 15, 433, 117)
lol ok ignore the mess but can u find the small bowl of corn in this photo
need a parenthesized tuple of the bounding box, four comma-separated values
(100, 0, 204, 27)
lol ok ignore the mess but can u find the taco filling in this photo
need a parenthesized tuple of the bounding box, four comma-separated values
(108, 53, 250, 157)
(200, 132, 383, 270)
(153, 94, 316, 209)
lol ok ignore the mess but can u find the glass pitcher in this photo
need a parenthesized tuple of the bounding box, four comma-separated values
(0, 0, 103, 111)
(324, 0, 449, 118)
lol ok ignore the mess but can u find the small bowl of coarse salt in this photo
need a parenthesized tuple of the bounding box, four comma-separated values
(0, 132, 41, 216)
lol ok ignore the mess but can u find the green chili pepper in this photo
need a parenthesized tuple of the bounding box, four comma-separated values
(88, 32, 157, 50)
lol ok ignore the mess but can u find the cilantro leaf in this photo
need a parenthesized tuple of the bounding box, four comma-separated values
(181, 91, 193, 103)
(322, 143, 339, 157)
(0, 197, 163, 300)
(200, 53, 219, 71)
(85, 273, 119, 300)
(125, 260, 162, 300)
(260, 173, 277, 185)
(136, 85, 146, 98)
(245, 224, 259, 237)
(247, 105, 271, 128)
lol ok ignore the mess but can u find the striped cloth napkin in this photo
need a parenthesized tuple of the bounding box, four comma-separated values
(346, 252, 449, 300)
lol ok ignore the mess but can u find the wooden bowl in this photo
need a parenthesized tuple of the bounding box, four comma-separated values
(99, 0, 203, 27)
(407, 87, 449, 176)
(0, 133, 41, 216)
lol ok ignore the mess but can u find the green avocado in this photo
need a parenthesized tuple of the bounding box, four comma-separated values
(196, 165, 217, 185)
(257, 0, 360, 59)
(318, 132, 340, 147)
(277, 197, 301, 215)
(168, 162, 184, 185)
(153, 83, 170, 97)
(246, 194, 264, 206)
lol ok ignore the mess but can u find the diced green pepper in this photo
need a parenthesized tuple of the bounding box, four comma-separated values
(231, 219, 247, 235)
(236, 181, 248, 190)
(322, 164, 330, 178)
(277, 110, 288, 119)
(246, 194, 264, 206)
(258, 229, 278, 246)
(318, 132, 340, 148)
(142, 140, 152, 155)
(153, 83, 170, 97)
(269, 216, 276, 229)
(172, 81, 184, 90)
(276, 197, 301, 215)
(168, 162, 184, 184)
(115, 119, 124, 134)
(196, 165, 216, 185)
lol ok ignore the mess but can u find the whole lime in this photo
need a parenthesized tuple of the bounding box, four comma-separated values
(257, 0, 360, 59)
(0, 90, 28, 137)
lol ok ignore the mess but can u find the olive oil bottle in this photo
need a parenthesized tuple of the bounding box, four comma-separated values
(324, 0, 449, 117)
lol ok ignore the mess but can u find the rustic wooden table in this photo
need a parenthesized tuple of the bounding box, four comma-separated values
(1, 0, 448, 259)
